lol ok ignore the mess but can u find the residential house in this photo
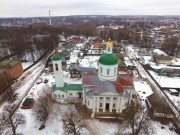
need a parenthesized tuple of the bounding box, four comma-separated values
(69, 64, 96, 78)
(153, 55, 172, 64)
(159, 68, 180, 77)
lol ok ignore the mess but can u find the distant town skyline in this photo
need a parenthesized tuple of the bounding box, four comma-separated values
(0, 0, 180, 17)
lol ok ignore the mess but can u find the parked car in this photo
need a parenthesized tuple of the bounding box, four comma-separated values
(43, 78, 49, 83)
(36, 78, 43, 84)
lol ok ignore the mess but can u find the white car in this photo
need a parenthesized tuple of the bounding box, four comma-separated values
(36, 78, 43, 84)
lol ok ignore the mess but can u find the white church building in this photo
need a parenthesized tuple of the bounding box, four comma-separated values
(52, 39, 135, 114)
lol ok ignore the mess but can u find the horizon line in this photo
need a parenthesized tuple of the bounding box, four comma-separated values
(0, 14, 180, 19)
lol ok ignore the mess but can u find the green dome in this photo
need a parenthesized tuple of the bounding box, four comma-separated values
(98, 53, 118, 65)
(52, 54, 61, 61)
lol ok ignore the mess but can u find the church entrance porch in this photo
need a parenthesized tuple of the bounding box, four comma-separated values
(105, 103, 110, 110)
(94, 109, 117, 116)
(77, 92, 82, 99)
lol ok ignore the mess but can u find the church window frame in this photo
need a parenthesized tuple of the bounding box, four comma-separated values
(107, 69, 110, 75)
(55, 63, 58, 71)
(100, 103, 102, 107)
(114, 68, 117, 74)
(100, 67, 103, 73)
(108, 47, 110, 51)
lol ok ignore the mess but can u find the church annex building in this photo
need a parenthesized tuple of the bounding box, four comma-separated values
(51, 39, 135, 115)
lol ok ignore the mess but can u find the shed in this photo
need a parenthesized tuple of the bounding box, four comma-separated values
(21, 98, 34, 109)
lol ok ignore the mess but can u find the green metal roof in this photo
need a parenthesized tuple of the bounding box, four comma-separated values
(52, 54, 61, 61)
(52, 83, 82, 92)
(0, 69, 8, 74)
(98, 53, 118, 65)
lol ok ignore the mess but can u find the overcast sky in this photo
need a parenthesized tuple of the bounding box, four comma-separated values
(0, 0, 180, 17)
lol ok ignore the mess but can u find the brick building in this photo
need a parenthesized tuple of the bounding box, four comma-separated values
(0, 59, 23, 93)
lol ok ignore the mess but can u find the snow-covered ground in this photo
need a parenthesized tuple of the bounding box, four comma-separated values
(21, 61, 33, 70)
(153, 121, 177, 135)
(134, 81, 154, 100)
(79, 56, 99, 69)
(172, 58, 180, 65)
(148, 70, 180, 88)
(164, 90, 180, 110)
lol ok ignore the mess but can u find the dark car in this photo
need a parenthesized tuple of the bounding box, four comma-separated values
(43, 78, 49, 83)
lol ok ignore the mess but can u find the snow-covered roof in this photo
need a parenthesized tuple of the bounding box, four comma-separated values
(70, 64, 96, 73)
(153, 49, 167, 56)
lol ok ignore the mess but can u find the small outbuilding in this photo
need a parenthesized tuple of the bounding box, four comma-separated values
(21, 98, 34, 109)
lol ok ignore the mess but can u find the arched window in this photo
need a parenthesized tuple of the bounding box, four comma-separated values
(107, 69, 110, 75)
(114, 68, 117, 74)
(108, 47, 110, 51)
(55, 64, 58, 71)
(100, 67, 103, 73)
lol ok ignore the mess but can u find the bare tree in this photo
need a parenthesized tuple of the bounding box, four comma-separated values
(0, 104, 25, 135)
(62, 111, 86, 135)
(115, 104, 155, 135)
(33, 90, 52, 129)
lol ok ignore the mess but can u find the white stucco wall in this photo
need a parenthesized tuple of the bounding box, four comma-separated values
(53, 60, 64, 87)
(53, 89, 83, 102)
(98, 63, 118, 81)
(86, 97, 93, 109)
(67, 90, 82, 98)
(53, 90, 67, 102)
